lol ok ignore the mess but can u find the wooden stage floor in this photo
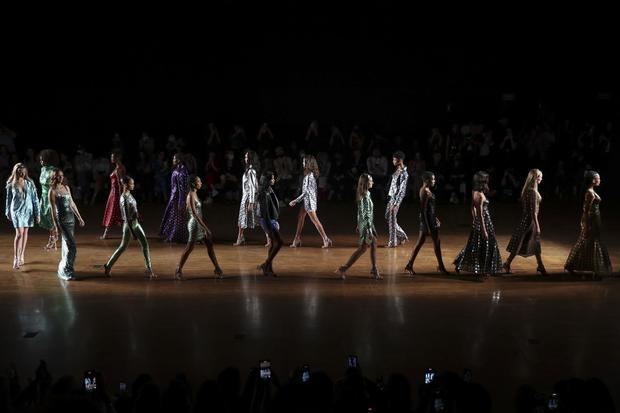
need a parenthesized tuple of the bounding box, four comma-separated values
(1, 201, 619, 409)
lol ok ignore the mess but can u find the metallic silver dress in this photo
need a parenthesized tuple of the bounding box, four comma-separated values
(56, 189, 76, 280)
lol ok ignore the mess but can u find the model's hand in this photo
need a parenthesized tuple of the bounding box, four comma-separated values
(78, 217, 85, 227)
(535, 227, 541, 237)
(36, 216, 40, 224)
(391, 205, 397, 213)
(6, 214, 10, 221)
(52, 226, 59, 237)
(482, 230, 488, 240)
(436, 218, 441, 228)
(289, 201, 296, 207)
(247, 203, 254, 210)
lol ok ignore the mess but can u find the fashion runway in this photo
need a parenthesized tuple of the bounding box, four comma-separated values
(1, 201, 618, 409)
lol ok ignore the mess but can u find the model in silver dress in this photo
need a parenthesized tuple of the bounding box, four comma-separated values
(503, 169, 547, 275)
(49, 169, 86, 281)
(5, 163, 40, 269)
(385, 151, 409, 247)
(103, 176, 156, 279)
(234, 150, 270, 247)
(175, 175, 223, 280)
(289, 154, 332, 248)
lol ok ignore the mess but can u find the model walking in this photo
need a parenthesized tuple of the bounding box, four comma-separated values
(257, 171, 283, 276)
(453, 171, 502, 278)
(38, 149, 59, 250)
(49, 169, 85, 281)
(337, 174, 382, 280)
(103, 176, 156, 279)
(404, 171, 448, 275)
(100, 151, 125, 239)
(175, 175, 223, 280)
(385, 151, 409, 247)
(503, 169, 547, 275)
(564, 170, 612, 278)
(6, 163, 40, 269)
(289, 154, 332, 248)
(159, 153, 189, 243)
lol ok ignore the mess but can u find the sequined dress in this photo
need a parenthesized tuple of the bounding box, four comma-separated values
(188, 198, 206, 242)
(454, 199, 502, 274)
(358, 191, 377, 246)
(565, 191, 612, 274)
(506, 190, 541, 257)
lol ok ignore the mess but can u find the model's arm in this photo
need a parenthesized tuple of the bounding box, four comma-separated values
(49, 189, 59, 235)
(290, 174, 309, 206)
(582, 191, 594, 237)
(30, 181, 40, 223)
(420, 189, 431, 235)
(5, 184, 12, 220)
(474, 193, 487, 239)
(394, 170, 409, 206)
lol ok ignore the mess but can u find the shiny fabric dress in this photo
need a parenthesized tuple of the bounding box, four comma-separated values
(419, 191, 439, 237)
(292, 172, 318, 212)
(565, 191, 612, 275)
(506, 190, 541, 257)
(102, 170, 123, 228)
(6, 180, 39, 228)
(106, 193, 152, 270)
(454, 199, 502, 275)
(238, 166, 258, 229)
(385, 167, 409, 246)
(56, 191, 77, 280)
(358, 191, 377, 246)
(188, 198, 206, 242)
(39, 165, 55, 230)
(159, 164, 189, 243)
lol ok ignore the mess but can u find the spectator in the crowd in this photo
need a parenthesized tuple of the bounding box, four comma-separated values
(273, 146, 294, 202)
(74, 145, 93, 204)
(152, 151, 170, 204)
(366, 147, 388, 198)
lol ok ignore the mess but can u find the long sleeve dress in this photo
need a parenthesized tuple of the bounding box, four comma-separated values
(238, 166, 258, 229)
(6, 180, 40, 228)
(159, 164, 189, 243)
(357, 191, 377, 246)
(292, 172, 318, 212)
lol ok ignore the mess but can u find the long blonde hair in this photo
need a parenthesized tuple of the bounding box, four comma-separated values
(520, 168, 541, 199)
(303, 155, 320, 177)
(6, 163, 34, 186)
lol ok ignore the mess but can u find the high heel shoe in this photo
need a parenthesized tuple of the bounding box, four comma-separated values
(502, 262, 512, 274)
(258, 262, 273, 277)
(404, 263, 415, 276)
(370, 268, 383, 280)
(336, 265, 348, 280)
(536, 265, 548, 276)
(104, 264, 111, 277)
(233, 237, 246, 246)
(18, 257, 25, 267)
(174, 268, 184, 281)
(214, 267, 224, 279)
(44, 234, 58, 251)
(146, 268, 157, 279)
(321, 238, 333, 249)
(437, 266, 449, 275)
(12, 258, 20, 270)
(289, 238, 302, 248)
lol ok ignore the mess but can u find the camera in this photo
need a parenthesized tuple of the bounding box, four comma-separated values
(83, 370, 99, 392)
(259, 360, 271, 380)
(301, 364, 310, 383)
(548, 393, 559, 411)
(347, 355, 359, 369)
(424, 368, 435, 385)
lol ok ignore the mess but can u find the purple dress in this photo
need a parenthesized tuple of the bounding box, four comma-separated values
(159, 164, 189, 243)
